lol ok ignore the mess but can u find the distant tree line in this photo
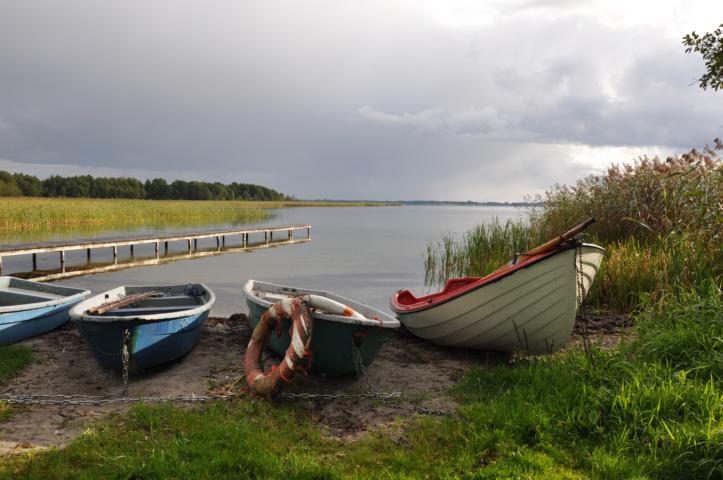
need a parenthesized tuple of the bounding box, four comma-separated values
(0, 171, 287, 201)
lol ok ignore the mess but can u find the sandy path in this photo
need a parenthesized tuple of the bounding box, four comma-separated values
(0, 313, 627, 453)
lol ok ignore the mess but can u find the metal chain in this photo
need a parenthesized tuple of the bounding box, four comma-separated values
(351, 336, 374, 393)
(0, 393, 230, 406)
(279, 391, 402, 400)
(280, 337, 402, 401)
(121, 329, 130, 397)
(2, 335, 444, 414)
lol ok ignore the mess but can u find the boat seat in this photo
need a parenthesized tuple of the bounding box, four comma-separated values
(101, 306, 194, 315)
(0, 288, 65, 306)
(2, 287, 66, 300)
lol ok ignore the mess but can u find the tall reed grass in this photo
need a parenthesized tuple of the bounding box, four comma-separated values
(0, 198, 271, 235)
(425, 141, 722, 311)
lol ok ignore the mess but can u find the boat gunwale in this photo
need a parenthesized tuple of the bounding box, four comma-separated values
(243, 280, 400, 329)
(391, 243, 605, 315)
(0, 276, 91, 314)
(71, 283, 215, 323)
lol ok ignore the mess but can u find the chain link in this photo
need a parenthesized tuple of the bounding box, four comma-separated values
(121, 328, 130, 397)
(279, 391, 402, 400)
(2, 334, 447, 415)
(0, 392, 230, 406)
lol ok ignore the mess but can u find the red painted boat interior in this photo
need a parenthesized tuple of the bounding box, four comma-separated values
(391, 247, 564, 313)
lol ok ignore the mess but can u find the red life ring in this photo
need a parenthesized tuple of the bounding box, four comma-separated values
(244, 297, 314, 396)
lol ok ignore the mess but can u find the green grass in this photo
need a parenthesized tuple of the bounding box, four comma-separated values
(0, 345, 32, 421)
(0, 346, 32, 386)
(1, 289, 720, 479)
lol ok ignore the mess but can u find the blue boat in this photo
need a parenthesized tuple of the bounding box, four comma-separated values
(70, 284, 214, 371)
(0, 276, 90, 346)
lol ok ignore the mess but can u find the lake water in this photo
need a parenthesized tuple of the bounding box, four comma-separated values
(3, 206, 527, 316)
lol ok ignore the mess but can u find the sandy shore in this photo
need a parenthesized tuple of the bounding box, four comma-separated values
(0, 313, 628, 454)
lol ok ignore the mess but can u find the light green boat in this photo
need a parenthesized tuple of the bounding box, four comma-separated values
(243, 280, 400, 376)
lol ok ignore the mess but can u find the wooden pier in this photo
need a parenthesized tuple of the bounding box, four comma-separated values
(0, 224, 311, 275)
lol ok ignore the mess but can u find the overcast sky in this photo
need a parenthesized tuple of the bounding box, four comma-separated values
(1, 1, 721, 201)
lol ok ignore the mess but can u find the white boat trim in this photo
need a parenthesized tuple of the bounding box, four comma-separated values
(0, 276, 90, 314)
(71, 283, 215, 323)
(243, 280, 400, 329)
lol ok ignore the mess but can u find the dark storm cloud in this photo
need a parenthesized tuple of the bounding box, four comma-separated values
(0, 1, 721, 200)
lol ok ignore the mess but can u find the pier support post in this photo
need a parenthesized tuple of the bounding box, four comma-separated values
(187, 239, 192, 253)
(155, 242, 160, 258)
(270, 231, 273, 242)
(222, 236, 225, 248)
(0, 256, 3, 275)
(113, 246, 118, 263)
(264, 232, 268, 242)
(307, 227, 311, 239)
(59, 250, 65, 267)
(288, 229, 292, 239)
(164, 241, 168, 253)
(86, 248, 91, 262)
(130, 244, 134, 257)
(32, 253, 37, 271)
(216, 236, 220, 250)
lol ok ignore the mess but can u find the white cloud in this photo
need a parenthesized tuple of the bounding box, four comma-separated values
(0, 0, 721, 201)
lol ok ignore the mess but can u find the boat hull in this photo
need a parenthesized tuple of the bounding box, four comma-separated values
(0, 277, 90, 346)
(246, 300, 393, 377)
(393, 244, 604, 354)
(71, 284, 214, 370)
(244, 281, 399, 376)
(0, 300, 81, 346)
(75, 311, 210, 370)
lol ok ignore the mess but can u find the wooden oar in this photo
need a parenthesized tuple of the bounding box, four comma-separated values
(88, 291, 158, 315)
(519, 217, 596, 258)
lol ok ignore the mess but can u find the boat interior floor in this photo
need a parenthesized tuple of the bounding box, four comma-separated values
(0, 289, 66, 306)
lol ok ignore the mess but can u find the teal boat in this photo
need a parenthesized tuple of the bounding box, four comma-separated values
(243, 280, 400, 376)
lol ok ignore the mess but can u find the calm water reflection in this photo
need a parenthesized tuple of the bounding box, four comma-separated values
(4, 206, 526, 316)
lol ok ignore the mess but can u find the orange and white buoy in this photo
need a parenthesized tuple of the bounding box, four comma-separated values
(244, 296, 314, 396)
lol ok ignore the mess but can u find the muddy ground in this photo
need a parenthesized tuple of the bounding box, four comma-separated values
(0, 313, 629, 454)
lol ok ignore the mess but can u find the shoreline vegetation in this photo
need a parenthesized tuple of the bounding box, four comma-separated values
(0, 197, 396, 241)
(0, 142, 721, 478)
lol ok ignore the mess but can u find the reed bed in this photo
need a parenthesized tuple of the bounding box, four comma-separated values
(0, 198, 270, 234)
(425, 142, 722, 311)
